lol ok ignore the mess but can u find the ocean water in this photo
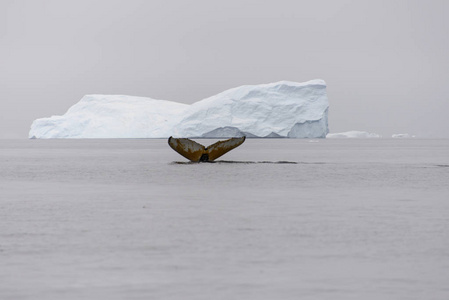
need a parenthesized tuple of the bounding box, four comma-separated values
(1, 138, 448, 299)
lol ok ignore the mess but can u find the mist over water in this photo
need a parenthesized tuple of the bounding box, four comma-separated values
(1, 139, 448, 299)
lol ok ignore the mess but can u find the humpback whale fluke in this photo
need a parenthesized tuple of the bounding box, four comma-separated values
(168, 136, 246, 162)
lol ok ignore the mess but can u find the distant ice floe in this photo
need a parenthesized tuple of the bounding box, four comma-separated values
(392, 133, 415, 138)
(326, 131, 381, 138)
(29, 80, 329, 139)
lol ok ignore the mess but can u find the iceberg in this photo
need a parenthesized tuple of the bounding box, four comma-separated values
(392, 133, 415, 138)
(327, 131, 381, 138)
(29, 95, 189, 139)
(29, 80, 329, 139)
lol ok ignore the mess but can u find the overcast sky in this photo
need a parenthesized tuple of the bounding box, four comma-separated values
(1, 0, 448, 138)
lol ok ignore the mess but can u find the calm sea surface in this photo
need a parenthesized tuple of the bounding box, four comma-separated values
(1, 138, 448, 299)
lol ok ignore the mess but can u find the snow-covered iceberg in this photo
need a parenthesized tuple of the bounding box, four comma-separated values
(326, 131, 381, 138)
(30, 95, 189, 139)
(29, 80, 329, 139)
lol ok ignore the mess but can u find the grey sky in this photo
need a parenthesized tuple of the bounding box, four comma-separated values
(1, 0, 448, 138)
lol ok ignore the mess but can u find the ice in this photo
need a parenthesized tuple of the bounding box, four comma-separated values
(29, 80, 329, 139)
(392, 133, 415, 138)
(29, 95, 189, 139)
(173, 80, 329, 138)
(327, 131, 381, 138)
(200, 126, 255, 138)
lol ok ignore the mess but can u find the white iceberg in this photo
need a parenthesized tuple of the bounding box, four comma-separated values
(29, 95, 189, 139)
(326, 131, 381, 138)
(29, 80, 329, 139)
(392, 133, 415, 138)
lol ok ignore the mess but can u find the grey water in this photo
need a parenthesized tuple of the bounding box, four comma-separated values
(1, 138, 448, 299)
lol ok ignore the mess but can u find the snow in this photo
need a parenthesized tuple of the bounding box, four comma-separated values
(29, 80, 329, 139)
(327, 131, 381, 138)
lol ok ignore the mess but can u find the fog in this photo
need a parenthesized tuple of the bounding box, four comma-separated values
(1, 0, 448, 138)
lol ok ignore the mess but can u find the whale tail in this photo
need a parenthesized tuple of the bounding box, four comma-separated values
(168, 136, 246, 162)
